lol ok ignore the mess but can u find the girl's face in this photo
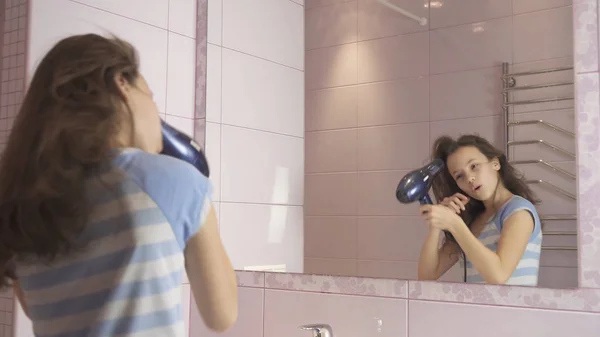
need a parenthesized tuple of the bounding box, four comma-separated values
(446, 145, 501, 201)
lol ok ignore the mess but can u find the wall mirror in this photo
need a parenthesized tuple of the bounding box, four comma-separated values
(200, 0, 583, 291)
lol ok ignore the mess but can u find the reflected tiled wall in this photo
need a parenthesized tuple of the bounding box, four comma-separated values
(204, 0, 305, 272)
(304, 0, 577, 288)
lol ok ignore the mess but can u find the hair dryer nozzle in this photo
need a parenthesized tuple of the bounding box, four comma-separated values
(395, 158, 445, 205)
(160, 120, 210, 177)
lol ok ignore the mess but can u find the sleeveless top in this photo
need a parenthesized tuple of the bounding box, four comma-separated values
(14, 148, 212, 337)
(460, 195, 542, 286)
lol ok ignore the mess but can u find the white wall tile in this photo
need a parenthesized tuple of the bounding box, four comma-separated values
(169, 0, 197, 38)
(205, 122, 221, 201)
(207, 0, 222, 45)
(206, 44, 222, 123)
(166, 32, 196, 119)
(222, 49, 304, 137)
(222, 0, 304, 69)
(220, 125, 304, 205)
(72, 0, 169, 28)
(28, 0, 168, 113)
(220, 202, 303, 272)
(165, 115, 194, 138)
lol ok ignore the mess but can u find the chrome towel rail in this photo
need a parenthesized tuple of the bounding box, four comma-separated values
(526, 179, 576, 200)
(507, 140, 575, 159)
(507, 120, 575, 137)
(510, 159, 575, 180)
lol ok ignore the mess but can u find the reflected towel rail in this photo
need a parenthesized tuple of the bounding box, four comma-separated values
(503, 82, 573, 92)
(507, 120, 575, 137)
(503, 66, 573, 78)
(541, 246, 577, 251)
(526, 179, 576, 200)
(510, 159, 576, 180)
(503, 97, 573, 106)
(544, 231, 577, 236)
(508, 140, 575, 158)
(540, 214, 577, 221)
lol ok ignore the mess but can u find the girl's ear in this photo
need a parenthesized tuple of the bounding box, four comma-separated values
(491, 157, 501, 171)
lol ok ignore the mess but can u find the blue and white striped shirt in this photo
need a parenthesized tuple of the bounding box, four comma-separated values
(461, 195, 542, 286)
(15, 148, 212, 337)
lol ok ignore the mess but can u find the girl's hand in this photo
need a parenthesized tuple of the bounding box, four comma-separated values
(440, 193, 469, 214)
(419, 204, 465, 232)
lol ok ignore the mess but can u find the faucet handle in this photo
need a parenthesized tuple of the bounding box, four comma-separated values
(299, 324, 333, 337)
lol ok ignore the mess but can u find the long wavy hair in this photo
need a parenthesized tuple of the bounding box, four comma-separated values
(0, 34, 140, 288)
(431, 135, 539, 241)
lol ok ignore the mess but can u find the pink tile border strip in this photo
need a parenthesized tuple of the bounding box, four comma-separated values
(409, 281, 600, 313)
(573, 0, 598, 73)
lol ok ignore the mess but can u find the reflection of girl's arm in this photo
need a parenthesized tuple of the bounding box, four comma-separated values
(450, 211, 534, 284)
(417, 229, 459, 280)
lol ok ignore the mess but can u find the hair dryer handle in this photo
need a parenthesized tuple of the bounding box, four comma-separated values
(418, 194, 433, 205)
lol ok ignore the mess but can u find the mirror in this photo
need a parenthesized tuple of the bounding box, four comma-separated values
(201, 0, 578, 290)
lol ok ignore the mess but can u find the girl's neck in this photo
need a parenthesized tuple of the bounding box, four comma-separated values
(483, 183, 513, 211)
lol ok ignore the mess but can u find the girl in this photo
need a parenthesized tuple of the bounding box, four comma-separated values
(417, 134, 542, 286)
(0, 34, 237, 336)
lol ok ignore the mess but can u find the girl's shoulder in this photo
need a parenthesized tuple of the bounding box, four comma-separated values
(496, 195, 541, 231)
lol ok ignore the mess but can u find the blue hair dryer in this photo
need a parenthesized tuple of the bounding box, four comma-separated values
(160, 120, 210, 178)
(396, 159, 444, 205)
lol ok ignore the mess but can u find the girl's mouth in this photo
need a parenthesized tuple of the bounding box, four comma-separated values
(473, 185, 482, 192)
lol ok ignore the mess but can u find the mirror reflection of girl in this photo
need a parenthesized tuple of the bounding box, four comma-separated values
(417, 135, 542, 286)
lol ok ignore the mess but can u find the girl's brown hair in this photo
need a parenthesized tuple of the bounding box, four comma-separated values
(0, 34, 140, 288)
(431, 134, 539, 235)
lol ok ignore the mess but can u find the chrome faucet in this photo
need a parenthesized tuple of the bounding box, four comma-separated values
(299, 324, 333, 337)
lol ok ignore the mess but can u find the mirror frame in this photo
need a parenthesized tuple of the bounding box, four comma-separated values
(195, 0, 600, 312)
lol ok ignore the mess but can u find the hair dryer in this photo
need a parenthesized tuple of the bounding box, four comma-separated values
(396, 159, 445, 205)
(160, 120, 210, 178)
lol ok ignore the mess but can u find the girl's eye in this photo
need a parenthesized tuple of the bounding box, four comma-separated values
(455, 174, 463, 180)
(471, 163, 479, 170)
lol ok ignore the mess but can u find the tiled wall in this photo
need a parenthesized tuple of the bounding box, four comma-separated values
(303, 0, 577, 288)
(204, 0, 305, 272)
(188, 271, 600, 337)
(0, 0, 27, 335)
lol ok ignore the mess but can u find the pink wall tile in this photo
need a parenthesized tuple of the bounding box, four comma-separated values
(357, 0, 428, 40)
(357, 260, 419, 279)
(357, 123, 429, 170)
(357, 77, 429, 126)
(513, 6, 574, 64)
(357, 170, 420, 216)
(189, 287, 264, 337)
(357, 31, 429, 82)
(263, 289, 407, 337)
(430, 67, 502, 120)
(305, 129, 357, 173)
(306, 86, 358, 131)
(430, 17, 512, 74)
(356, 216, 427, 261)
(306, 43, 357, 89)
(539, 266, 578, 288)
(304, 257, 358, 276)
(409, 300, 600, 337)
(429, 0, 512, 29)
(513, 0, 572, 14)
(429, 116, 503, 149)
(305, 216, 357, 259)
(305, 1, 357, 50)
(305, 173, 357, 215)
